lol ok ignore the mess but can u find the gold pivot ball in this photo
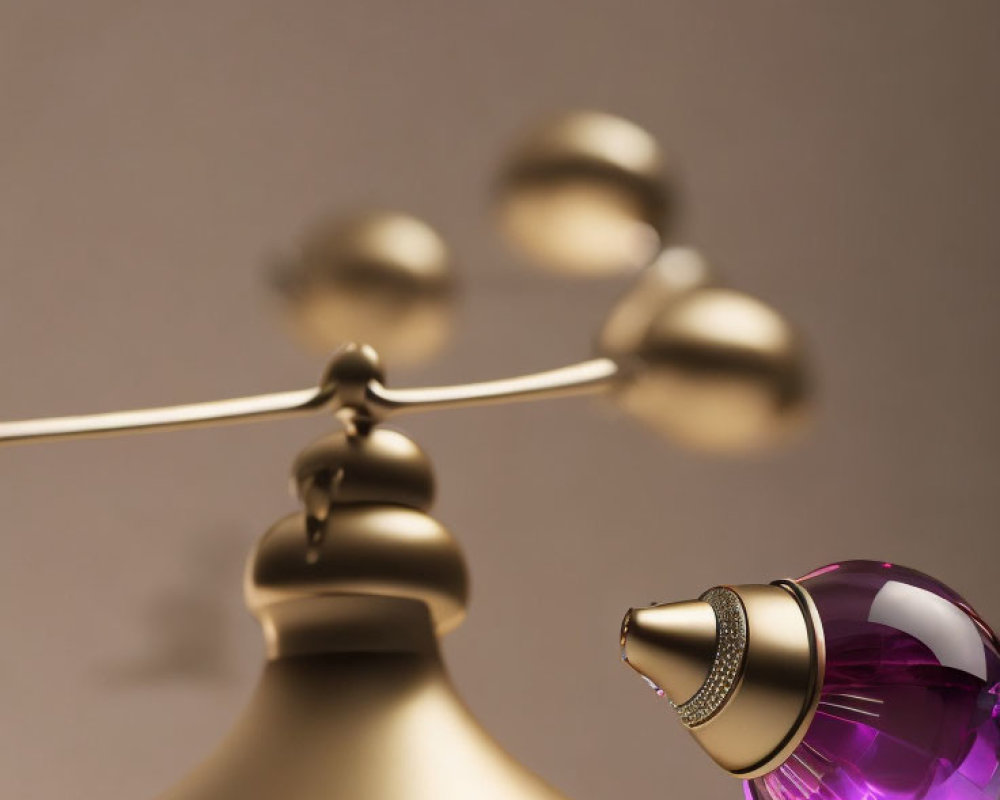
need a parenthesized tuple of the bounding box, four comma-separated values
(605, 287, 810, 453)
(274, 211, 456, 365)
(496, 111, 671, 276)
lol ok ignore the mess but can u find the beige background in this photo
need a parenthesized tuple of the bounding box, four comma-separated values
(1, 2, 998, 798)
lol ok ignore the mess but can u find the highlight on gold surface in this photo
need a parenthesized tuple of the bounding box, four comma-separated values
(0, 348, 619, 446)
(620, 598, 719, 704)
(598, 247, 715, 357)
(292, 428, 436, 514)
(0, 110, 809, 457)
(160, 599, 568, 800)
(0, 108, 819, 800)
(495, 110, 670, 276)
(248, 507, 468, 642)
(0, 264, 808, 455)
(620, 580, 825, 779)
(273, 211, 456, 365)
(161, 420, 567, 800)
(604, 285, 810, 453)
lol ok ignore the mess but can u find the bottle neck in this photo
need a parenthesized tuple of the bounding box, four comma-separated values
(258, 594, 440, 660)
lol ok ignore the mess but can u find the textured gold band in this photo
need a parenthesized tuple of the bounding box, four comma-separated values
(672, 587, 748, 727)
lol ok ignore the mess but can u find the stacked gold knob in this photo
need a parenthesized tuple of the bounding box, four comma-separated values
(247, 425, 469, 660)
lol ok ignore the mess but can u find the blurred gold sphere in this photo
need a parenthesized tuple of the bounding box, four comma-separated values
(598, 247, 716, 357)
(496, 111, 671, 276)
(275, 212, 456, 365)
(604, 287, 809, 453)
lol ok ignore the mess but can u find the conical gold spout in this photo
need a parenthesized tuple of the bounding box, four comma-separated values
(620, 600, 718, 704)
(620, 581, 825, 779)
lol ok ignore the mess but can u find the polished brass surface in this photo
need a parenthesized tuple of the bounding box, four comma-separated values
(366, 357, 618, 416)
(170, 416, 566, 800)
(0, 109, 806, 456)
(321, 341, 386, 402)
(608, 287, 810, 453)
(274, 211, 455, 365)
(161, 597, 567, 800)
(620, 600, 718, 704)
(0, 106, 817, 799)
(154, 391, 581, 799)
(247, 509, 468, 640)
(0, 312, 805, 450)
(293, 428, 435, 516)
(0, 257, 805, 453)
(496, 111, 670, 275)
(0, 386, 328, 445)
(0, 351, 621, 445)
(598, 247, 715, 358)
(620, 580, 825, 779)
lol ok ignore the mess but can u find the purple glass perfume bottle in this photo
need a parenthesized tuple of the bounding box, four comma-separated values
(620, 560, 1000, 800)
(749, 561, 1000, 800)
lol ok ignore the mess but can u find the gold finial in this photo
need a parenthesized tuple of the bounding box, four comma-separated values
(604, 282, 810, 453)
(621, 581, 825, 778)
(495, 111, 670, 275)
(246, 422, 466, 652)
(274, 211, 456, 365)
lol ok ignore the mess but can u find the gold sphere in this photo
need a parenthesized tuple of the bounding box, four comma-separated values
(292, 428, 435, 517)
(496, 111, 671, 276)
(606, 287, 809, 453)
(598, 247, 716, 357)
(275, 212, 456, 365)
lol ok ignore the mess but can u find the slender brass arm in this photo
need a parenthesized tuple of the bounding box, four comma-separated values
(367, 358, 617, 414)
(0, 356, 619, 446)
(0, 387, 332, 446)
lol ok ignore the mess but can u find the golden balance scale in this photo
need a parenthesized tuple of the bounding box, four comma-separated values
(0, 112, 809, 799)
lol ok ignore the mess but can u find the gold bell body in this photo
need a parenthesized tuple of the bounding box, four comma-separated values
(161, 428, 567, 800)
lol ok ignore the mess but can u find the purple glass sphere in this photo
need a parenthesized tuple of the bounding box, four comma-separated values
(746, 561, 1000, 800)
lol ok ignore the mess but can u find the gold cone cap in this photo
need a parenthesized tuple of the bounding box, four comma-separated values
(620, 581, 825, 779)
(620, 600, 718, 704)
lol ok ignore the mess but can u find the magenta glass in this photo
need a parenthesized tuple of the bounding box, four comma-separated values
(745, 560, 1000, 800)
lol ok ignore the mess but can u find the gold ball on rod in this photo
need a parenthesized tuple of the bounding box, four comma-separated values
(274, 211, 456, 365)
(495, 111, 671, 276)
(598, 247, 716, 357)
(604, 286, 810, 453)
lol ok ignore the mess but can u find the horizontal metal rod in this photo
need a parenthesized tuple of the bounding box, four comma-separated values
(0, 358, 620, 446)
(368, 358, 618, 414)
(0, 387, 329, 446)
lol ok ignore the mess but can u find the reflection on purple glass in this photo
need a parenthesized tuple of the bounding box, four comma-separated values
(746, 561, 1000, 800)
